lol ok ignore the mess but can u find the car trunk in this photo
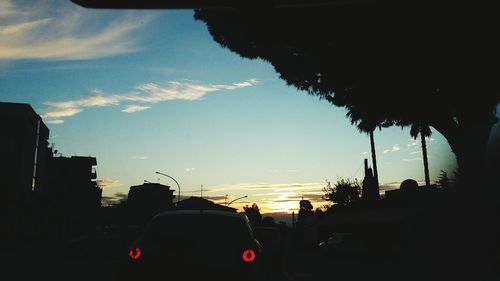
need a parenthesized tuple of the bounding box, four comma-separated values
(139, 214, 255, 272)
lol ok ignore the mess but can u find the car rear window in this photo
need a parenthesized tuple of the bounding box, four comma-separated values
(144, 214, 253, 246)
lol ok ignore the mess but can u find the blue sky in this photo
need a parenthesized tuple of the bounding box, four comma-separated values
(0, 0, 459, 213)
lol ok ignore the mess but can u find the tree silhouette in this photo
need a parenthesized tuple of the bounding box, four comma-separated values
(261, 216, 276, 226)
(243, 203, 262, 227)
(410, 123, 432, 187)
(299, 199, 313, 214)
(323, 178, 360, 207)
(437, 170, 453, 189)
(297, 199, 313, 230)
(195, 4, 500, 188)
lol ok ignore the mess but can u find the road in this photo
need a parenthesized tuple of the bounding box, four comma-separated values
(2, 229, 493, 281)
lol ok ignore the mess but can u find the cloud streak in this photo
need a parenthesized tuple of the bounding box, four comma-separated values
(191, 181, 328, 213)
(45, 119, 64, 124)
(208, 182, 324, 193)
(380, 179, 428, 192)
(122, 105, 151, 113)
(101, 192, 127, 205)
(403, 156, 432, 162)
(41, 79, 258, 123)
(0, 0, 153, 60)
(96, 178, 121, 188)
(383, 144, 401, 154)
(131, 156, 148, 160)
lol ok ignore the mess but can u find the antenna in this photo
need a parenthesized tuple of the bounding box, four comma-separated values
(200, 184, 203, 199)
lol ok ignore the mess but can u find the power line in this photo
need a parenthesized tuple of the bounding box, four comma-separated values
(350, 161, 364, 178)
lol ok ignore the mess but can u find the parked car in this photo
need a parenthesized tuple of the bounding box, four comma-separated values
(126, 210, 263, 281)
(253, 226, 284, 271)
(318, 232, 366, 257)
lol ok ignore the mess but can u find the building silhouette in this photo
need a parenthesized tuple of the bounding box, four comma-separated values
(127, 182, 175, 225)
(362, 158, 380, 202)
(0, 102, 50, 237)
(1, 102, 102, 239)
(41, 156, 102, 238)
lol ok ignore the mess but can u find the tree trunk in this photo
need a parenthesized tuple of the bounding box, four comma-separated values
(428, 104, 498, 279)
(369, 130, 379, 188)
(432, 109, 496, 190)
(453, 119, 493, 190)
(421, 133, 430, 187)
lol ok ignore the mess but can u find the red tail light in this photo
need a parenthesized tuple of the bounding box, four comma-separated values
(242, 249, 256, 263)
(129, 247, 141, 260)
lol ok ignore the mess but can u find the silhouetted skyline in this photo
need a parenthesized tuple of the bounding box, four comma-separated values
(0, 0, 471, 213)
(0, 2, 498, 281)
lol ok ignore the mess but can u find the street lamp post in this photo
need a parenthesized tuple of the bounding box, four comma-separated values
(226, 195, 248, 206)
(155, 171, 181, 203)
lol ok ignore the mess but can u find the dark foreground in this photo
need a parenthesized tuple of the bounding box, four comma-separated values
(2, 221, 498, 281)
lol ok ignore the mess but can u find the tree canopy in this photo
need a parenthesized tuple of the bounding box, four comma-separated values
(243, 203, 262, 226)
(323, 178, 360, 207)
(195, 3, 500, 185)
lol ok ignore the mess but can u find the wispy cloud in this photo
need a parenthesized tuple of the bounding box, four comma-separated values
(200, 182, 328, 213)
(272, 194, 325, 203)
(403, 156, 432, 162)
(403, 157, 422, 162)
(383, 144, 401, 154)
(122, 105, 151, 113)
(42, 79, 258, 123)
(43, 107, 83, 118)
(408, 139, 419, 147)
(96, 178, 121, 188)
(132, 79, 258, 102)
(0, 0, 153, 60)
(208, 182, 323, 192)
(379, 181, 402, 191)
(45, 119, 64, 124)
(131, 156, 148, 160)
(185, 168, 196, 173)
(203, 195, 227, 203)
(380, 179, 428, 192)
(101, 192, 127, 205)
(0, 0, 15, 17)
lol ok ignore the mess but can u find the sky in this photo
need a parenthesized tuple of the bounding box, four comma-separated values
(0, 0, 461, 214)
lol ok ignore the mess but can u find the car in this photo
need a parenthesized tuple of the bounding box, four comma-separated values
(126, 210, 263, 281)
(318, 232, 366, 257)
(253, 226, 284, 271)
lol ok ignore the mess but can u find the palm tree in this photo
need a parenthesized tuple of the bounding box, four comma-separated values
(410, 123, 432, 187)
(348, 117, 392, 191)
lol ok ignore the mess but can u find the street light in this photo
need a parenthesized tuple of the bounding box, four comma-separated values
(226, 195, 248, 206)
(155, 171, 181, 203)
